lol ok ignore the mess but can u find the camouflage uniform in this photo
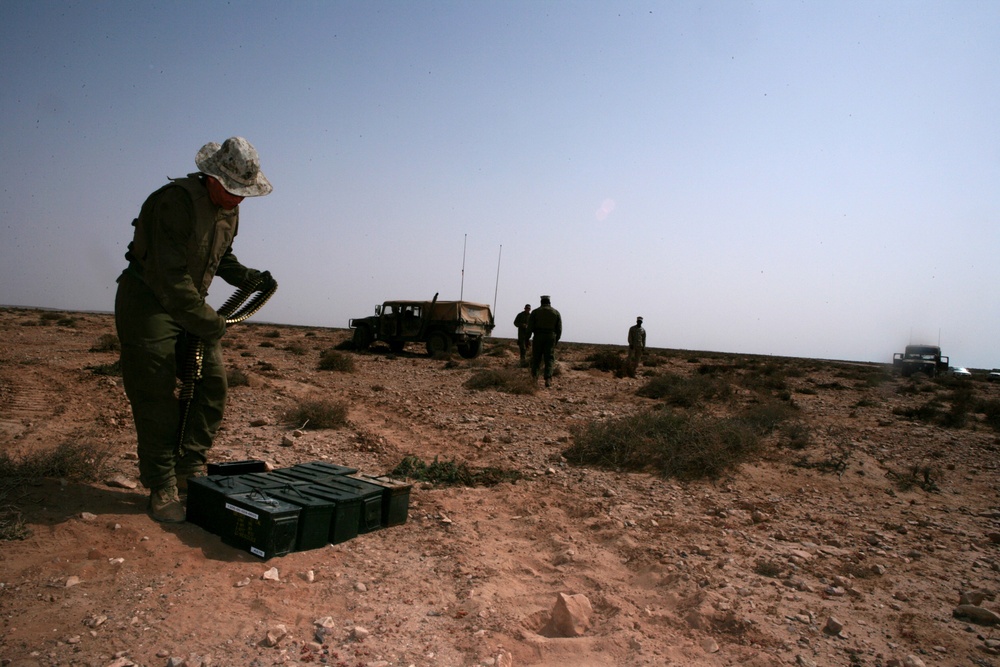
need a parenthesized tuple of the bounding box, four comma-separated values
(513, 305, 531, 363)
(115, 174, 264, 493)
(527, 296, 562, 386)
(627, 318, 646, 365)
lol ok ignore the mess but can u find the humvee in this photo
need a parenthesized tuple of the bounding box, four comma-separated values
(892, 344, 949, 377)
(349, 294, 495, 358)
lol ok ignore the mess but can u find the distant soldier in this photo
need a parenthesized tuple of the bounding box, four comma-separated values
(513, 304, 531, 365)
(627, 316, 646, 368)
(527, 295, 562, 387)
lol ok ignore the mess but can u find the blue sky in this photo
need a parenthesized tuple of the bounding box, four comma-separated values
(2, 1, 998, 367)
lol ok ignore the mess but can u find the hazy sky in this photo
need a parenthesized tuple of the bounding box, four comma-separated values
(2, 1, 998, 367)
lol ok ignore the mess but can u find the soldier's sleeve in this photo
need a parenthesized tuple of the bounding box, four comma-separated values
(555, 312, 562, 341)
(142, 188, 226, 340)
(216, 248, 258, 288)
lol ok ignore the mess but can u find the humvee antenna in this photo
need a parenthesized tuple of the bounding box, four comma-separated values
(460, 233, 467, 301)
(493, 244, 502, 314)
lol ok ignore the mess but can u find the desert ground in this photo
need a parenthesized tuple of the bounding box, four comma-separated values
(2, 306, 1000, 667)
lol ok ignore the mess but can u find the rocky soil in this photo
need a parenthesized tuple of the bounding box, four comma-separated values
(2, 306, 1000, 667)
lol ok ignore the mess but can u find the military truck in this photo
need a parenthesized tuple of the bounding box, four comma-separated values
(892, 344, 949, 377)
(349, 294, 495, 358)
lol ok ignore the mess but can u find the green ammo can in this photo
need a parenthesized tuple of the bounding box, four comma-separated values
(265, 483, 337, 552)
(220, 489, 300, 559)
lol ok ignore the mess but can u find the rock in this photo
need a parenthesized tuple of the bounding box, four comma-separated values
(796, 656, 818, 667)
(352, 626, 369, 640)
(65, 576, 81, 588)
(281, 435, 295, 447)
(959, 590, 992, 606)
(84, 614, 107, 628)
(497, 650, 513, 667)
(263, 624, 287, 647)
(954, 604, 1000, 625)
(262, 567, 280, 581)
(550, 592, 593, 637)
(902, 656, 926, 667)
(105, 659, 136, 667)
(823, 616, 844, 635)
(105, 476, 137, 490)
(354, 582, 367, 592)
(314, 616, 336, 642)
(79, 512, 98, 521)
(235, 578, 251, 587)
(250, 418, 270, 427)
(701, 637, 719, 653)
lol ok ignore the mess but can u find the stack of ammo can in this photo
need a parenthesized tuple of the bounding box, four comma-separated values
(186, 460, 411, 559)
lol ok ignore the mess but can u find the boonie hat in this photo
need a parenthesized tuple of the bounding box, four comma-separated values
(196, 136, 272, 197)
(540, 295, 551, 304)
(637, 316, 643, 323)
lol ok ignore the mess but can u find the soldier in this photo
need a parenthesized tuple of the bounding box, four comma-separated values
(115, 137, 275, 523)
(527, 295, 562, 387)
(513, 303, 531, 365)
(627, 316, 646, 374)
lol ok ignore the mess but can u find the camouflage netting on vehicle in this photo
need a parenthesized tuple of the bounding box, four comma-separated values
(428, 301, 493, 326)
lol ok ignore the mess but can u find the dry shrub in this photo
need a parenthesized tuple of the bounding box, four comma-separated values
(464, 368, 537, 395)
(90, 333, 120, 353)
(86, 360, 121, 376)
(391, 455, 523, 487)
(0, 441, 114, 540)
(585, 349, 626, 373)
(636, 372, 730, 406)
(227, 367, 250, 387)
(284, 342, 308, 356)
(283, 397, 348, 429)
(486, 341, 512, 357)
(318, 349, 355, 372)
(564, 404, 791, 480)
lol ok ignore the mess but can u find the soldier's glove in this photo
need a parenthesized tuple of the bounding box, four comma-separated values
(256, 270, 277, 293)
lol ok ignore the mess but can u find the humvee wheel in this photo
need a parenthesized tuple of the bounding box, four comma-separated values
(353, 326, 373, 350)
(389, 340, 405, 354)
(426, 332, 452, 356)
(458, 338, 483, 359)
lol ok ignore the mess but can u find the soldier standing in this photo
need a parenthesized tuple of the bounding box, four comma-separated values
(627, 316, 646, 375)
(628, 317, 646, 364)
(527, 295, 562, 387)
(513, 303, 531, 365)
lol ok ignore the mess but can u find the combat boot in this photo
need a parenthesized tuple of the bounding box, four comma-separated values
(544, 377, 552, 388)
(148, 484, 185, 523)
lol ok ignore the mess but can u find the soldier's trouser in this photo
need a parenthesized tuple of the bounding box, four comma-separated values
(115, 272, 227, 490)
(517, 333, 530, 361)
(530, 333, 557, 379)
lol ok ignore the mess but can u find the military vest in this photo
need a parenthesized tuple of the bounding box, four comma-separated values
(127, 174, 239, 296)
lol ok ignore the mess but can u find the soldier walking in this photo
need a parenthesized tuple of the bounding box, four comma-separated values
(528, 295, 562, 387)
(513, 304, 531, 365)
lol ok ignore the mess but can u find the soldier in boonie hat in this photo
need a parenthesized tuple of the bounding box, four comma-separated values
(195, 136, 272, 197)
(115, 136, 276, 523)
